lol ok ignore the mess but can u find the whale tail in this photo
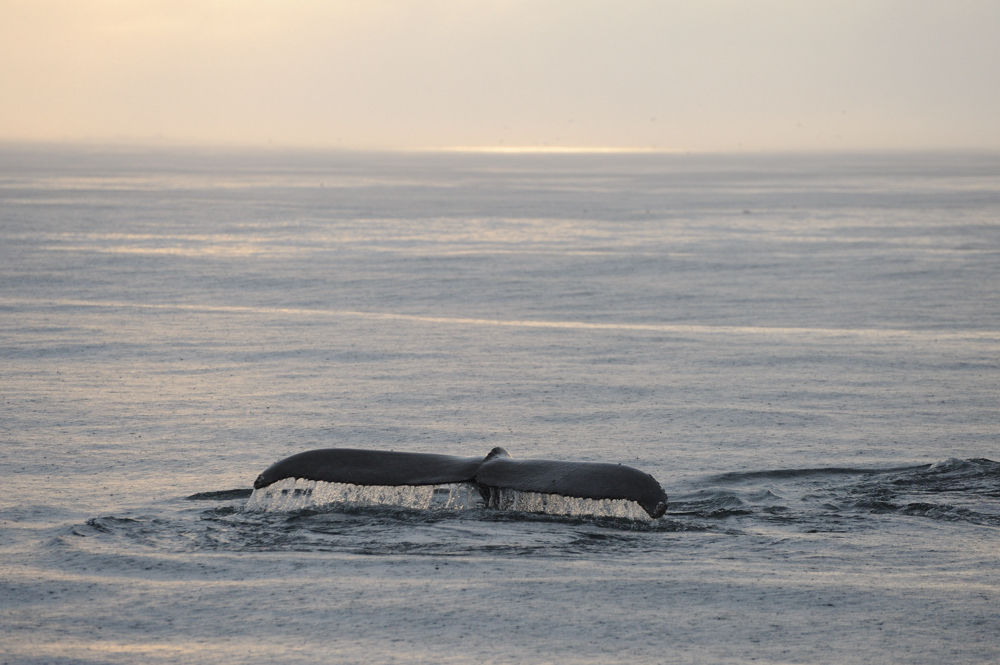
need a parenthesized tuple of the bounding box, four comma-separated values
(253, 447, 668, 518)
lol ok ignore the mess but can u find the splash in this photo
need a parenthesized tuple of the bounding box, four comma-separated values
(478, 486, 650, 521)
(243, 478, 651, 520)
(245, 478, 443, 512)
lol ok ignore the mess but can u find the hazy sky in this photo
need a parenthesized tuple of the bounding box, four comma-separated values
(2, 0, 998, 151)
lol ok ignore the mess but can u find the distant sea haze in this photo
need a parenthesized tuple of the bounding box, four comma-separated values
(2, 148, 998, 664)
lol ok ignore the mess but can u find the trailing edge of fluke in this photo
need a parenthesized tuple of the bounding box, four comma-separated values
(254, 447, 668, 518)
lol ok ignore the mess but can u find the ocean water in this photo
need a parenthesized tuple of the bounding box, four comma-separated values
(1, 147, 998, 664)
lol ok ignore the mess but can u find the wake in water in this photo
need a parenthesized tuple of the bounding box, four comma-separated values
(680, 457, 1000, 527)
(66, 458, 1000, 559)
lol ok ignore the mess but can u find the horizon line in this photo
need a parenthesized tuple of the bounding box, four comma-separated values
(2, 138, 999, 157)
(414, 146, 684, 154)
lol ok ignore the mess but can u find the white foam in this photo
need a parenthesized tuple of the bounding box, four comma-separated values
(244, 478, 650, 520)
(245, 478, 442, 512)
(481, 486, 651, 521)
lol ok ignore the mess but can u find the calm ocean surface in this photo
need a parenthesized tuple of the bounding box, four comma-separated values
(2, 147, 998, 664)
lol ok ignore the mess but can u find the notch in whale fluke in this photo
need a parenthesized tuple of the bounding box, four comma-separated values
(254, 447, 668, 518)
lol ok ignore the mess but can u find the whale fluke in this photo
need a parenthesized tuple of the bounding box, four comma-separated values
(254, 447, 668, 518)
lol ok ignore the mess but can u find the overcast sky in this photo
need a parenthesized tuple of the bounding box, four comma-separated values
(2, 0, 998, 151)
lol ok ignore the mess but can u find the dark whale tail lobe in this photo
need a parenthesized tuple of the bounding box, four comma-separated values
(253, 448, 486, 490)
(253, 447, 668, 518)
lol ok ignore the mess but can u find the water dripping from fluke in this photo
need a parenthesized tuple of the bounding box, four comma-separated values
(244, 478, 653, 521)
(250, 447, 668, 519)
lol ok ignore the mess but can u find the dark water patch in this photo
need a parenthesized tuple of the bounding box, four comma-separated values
(68, 501, 714, 560)
(560, 531, 647, 556)
(667, 488, 779, 519)
(883, 458, 1000, 495)
(202, 505, 241, 516)
(896, 502, 1000, 526)
(839, 458, 1000, 525)
(850, 499, 900, 513)
(186, 488, 254, 500)
(678, 507, 753, 519)
(719, 458, 1000, 527)
(84, 516, 141, 533)
(709, 464, 930, 483)
(688, 458, 1000, 530)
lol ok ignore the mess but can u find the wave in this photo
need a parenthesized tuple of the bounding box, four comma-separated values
(882, 457, 1000, 495)
(708, 464, 930, 483)
(690, 458, 1000, 526)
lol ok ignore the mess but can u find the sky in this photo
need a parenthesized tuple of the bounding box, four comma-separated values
(2, 0, 999, 152)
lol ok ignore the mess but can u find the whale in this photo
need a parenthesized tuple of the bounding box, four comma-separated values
(254, 446, 668, 518)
